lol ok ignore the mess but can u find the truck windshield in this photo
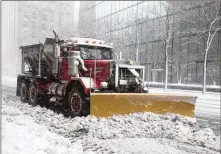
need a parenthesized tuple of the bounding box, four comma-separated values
(79, 46, 113, 60)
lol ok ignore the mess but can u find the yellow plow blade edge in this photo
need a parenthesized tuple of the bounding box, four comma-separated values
(90, 93, 197, 118)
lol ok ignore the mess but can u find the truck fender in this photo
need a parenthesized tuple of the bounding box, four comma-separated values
(65, 77, 95, 95)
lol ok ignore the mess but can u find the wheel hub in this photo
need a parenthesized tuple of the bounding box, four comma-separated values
(71, 93, 81, 114)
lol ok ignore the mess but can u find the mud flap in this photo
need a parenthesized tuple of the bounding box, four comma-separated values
(90, 93, 197, 118)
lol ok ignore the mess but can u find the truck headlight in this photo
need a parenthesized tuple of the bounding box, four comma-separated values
(100, 82, 108, 89)
(129, 60, 134, 65)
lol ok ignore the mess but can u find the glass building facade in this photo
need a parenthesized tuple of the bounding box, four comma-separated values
(78, 1, 221, 85)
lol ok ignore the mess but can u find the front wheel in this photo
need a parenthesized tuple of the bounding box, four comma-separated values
(68, 88, 85, 117)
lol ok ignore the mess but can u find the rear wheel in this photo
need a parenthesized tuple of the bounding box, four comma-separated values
(28, 83, 38, 106)
(20, 82, 28, 102)
(68, 86, 85, 117)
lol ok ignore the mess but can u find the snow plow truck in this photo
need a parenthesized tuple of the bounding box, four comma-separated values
(16, 31, 197, 118)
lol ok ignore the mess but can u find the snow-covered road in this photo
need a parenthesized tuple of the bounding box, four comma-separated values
(1, 76, 221, 154)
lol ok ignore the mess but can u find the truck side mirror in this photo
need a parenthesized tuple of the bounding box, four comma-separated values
(113, 51, 119, 60)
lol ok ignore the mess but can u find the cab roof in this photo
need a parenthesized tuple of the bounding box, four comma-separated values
(62, 37, 114, 49)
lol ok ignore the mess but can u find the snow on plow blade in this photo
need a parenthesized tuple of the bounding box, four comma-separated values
(90, 93, 197, 118)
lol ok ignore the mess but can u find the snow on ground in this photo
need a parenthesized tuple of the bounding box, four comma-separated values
(82, 138, 192, 154)
(2, 76, 221, 153)
(2, 97, 83, 154)
(2, 94, 220, 154)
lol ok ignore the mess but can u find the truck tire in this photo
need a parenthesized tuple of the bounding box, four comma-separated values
(20, 82, 28, 102)
(28, 83, 38, 106)
(68, 87, 85, 117)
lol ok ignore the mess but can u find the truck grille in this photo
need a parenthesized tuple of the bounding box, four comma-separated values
(118, 68, 142, 80)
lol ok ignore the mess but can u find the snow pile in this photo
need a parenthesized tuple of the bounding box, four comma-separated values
(2, 94, 220, 154)
(2, 97, 84, 154)
(82, 138, 192, 154)
(71, 114, 220, 152)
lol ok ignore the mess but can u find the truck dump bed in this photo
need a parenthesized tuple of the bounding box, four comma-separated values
(20, 40, 53, 77)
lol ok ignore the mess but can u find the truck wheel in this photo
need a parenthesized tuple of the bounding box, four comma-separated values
(28, 83, 38, 106)
(68, 87, 85, 117)
(20, 82, 28, 102)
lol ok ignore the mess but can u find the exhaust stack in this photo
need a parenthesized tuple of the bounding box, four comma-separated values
(68, 50, 88, 77)
(52, 30, 60, 77)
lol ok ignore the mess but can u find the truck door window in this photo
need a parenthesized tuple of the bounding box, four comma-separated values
(102, 50, 111, 59)
(80, 48, 89, 59)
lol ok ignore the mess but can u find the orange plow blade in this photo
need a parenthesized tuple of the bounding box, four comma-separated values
(90, 93, 197, 118)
